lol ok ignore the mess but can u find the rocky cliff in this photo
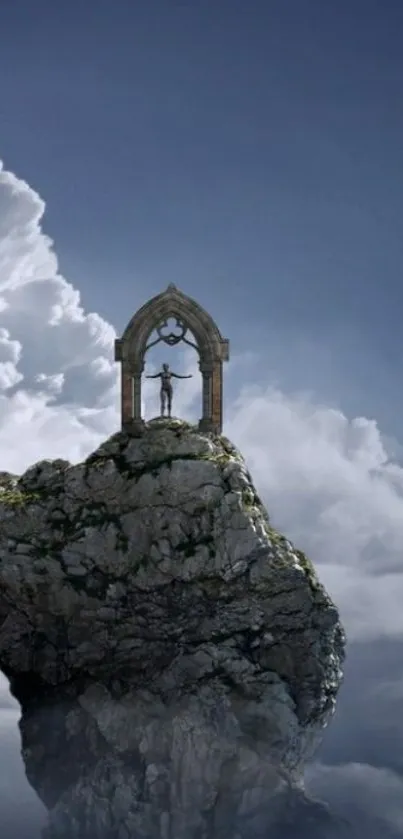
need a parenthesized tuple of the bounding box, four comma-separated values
(0, 418, 346, 838)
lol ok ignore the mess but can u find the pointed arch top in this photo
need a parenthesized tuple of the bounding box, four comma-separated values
(114, 284, 230, 434)
(116, 284, 229, 367)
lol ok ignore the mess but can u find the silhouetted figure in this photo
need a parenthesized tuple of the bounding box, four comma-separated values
(146, 363, 192, 417)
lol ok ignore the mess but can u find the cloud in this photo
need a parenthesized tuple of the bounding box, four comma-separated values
(0, 675, 18, 710)
(0, 327, 23, 390)
(224, 386, 403, 641)
(320, 639, 403, 778)
(0, 160, 402, 835)
(306, 761, 403, 837)
(0, 161, 119, 472)
(0, 710, 46, 838)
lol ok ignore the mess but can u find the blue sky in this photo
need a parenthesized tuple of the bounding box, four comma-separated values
(1, 1, 403, 836)
(1, 0, 403, 435)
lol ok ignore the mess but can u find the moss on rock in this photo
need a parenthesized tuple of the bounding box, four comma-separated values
(0, 489, 41, 507)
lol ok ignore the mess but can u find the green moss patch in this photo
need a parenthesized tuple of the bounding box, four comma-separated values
(0, 489, 41, 507)
(294, 548, 320, 591)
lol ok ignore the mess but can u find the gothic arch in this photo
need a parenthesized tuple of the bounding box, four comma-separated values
(114, 284, 229, 434)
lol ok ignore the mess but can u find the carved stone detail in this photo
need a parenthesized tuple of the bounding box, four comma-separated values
(114, 284, 229, 434)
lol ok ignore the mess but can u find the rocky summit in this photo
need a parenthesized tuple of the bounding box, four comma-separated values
(0, 418, 346, 839)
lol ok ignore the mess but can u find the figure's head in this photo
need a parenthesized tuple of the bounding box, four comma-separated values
(162, 363, 169, 371)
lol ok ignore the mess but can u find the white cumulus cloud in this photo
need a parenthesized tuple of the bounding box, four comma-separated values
(224, 386, 403, 641)
(0, 161, 119, 471)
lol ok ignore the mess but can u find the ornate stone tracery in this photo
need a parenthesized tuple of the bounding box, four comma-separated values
(115, 284, 229, 434)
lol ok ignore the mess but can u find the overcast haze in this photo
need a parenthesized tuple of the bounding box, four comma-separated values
(0, 1, 403, 836)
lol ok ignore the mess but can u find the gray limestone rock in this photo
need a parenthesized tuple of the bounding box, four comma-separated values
(0, 418, 346, 838)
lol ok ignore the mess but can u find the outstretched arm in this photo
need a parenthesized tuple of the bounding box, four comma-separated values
(171, 373, 193, 379)
(145, 373, 161, 379)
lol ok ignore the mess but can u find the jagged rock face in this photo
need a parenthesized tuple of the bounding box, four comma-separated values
(0, 418, 345, 838)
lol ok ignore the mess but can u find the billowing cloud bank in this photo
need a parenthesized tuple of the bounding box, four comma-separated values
(0, 161, 402, 836)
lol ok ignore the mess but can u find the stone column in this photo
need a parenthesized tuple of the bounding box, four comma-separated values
(121, 366, 133, 427)
(130, 361, 146, 435)
(211, 361, 223, 434)
(132, 374, 142, 422)
(198, 363, 213, 431)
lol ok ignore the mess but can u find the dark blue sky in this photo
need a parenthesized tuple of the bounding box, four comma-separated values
(1, 0, 402, 436)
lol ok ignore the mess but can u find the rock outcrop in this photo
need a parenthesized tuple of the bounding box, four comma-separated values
(0, 418, 345, 838)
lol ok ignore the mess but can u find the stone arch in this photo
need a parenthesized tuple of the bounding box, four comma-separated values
(114, 284, 229, 433)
